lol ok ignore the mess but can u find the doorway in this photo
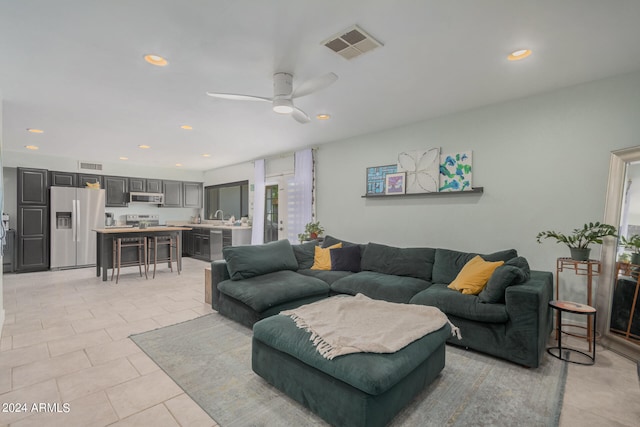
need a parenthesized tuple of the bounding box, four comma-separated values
(263, 176, 291, 243)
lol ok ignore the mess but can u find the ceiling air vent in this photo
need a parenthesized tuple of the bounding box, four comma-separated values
(322, 25, 383, 60)
(78, 161, 103, 171)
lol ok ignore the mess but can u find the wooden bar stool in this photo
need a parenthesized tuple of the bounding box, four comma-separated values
(147, 235, 179, 278)
(111, 237, 148, 284)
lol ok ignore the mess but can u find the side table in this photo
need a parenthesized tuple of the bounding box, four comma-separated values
(555, 257, 601, 350)
(547, 300, 596, 365)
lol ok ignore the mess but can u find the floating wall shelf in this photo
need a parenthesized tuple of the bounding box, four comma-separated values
(361, 187, 484, 198)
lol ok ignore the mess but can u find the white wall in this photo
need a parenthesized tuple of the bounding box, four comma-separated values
(316, 71, 640, 276)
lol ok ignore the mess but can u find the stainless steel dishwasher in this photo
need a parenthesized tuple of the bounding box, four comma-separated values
(210, 229, 223, 260)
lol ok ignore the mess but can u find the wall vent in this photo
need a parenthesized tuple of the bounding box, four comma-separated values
(78, 161, 103, 171)
(322, 25, 383, 60)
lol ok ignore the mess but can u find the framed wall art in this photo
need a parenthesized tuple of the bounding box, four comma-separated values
(439, 151, 473, 191)
(385, 172, 406, 195)
(397, 148, 440, 193)
(366, 164, 398, 195)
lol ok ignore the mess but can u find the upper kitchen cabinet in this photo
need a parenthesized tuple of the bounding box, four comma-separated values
(183, 182, 203, 208)
(18, 168, 48, 205)
(78, 174, 103, 189)
(49, 171, 77, 187)
(129, 177, 146, 193)
(104, 176, 129, 207)
(146, 179, 162, 193)
(163, 180, 183, 207)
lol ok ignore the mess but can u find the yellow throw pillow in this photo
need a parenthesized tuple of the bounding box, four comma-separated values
(448, 255, 505, 295)
(311, 243, 343, 270)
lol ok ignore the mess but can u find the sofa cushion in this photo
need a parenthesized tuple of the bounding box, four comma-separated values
(331, 271, 432, 303)
(432, 248, 518, 285)
(478, 257, 531, 304)
(217, 270, 330, 312)
(292, 240, 319, 270)
(330, 245, 362, 272)
(361, 243, 435, 281)
(447, 255, 505, 295)
(223, 239, 298, 281)
(297, 269, 354, 285)
(410, 284, 508, 323)
(311, 243, 342, 270)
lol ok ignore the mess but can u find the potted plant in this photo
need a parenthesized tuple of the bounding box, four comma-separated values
(536, 221, 618, 261)
(302, 221, 324, 241)
(620, 234, 640, 265)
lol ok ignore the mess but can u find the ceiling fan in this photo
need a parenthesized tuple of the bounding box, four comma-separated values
(206, 72, 338, 124)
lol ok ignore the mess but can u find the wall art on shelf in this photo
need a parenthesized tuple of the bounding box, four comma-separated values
(397, 148, 440, 193)
(439, 151, 473, 191)
(366, 164, 398, 195)
(385, 172, 406, 195)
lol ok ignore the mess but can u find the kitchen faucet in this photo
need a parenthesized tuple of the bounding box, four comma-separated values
(214, 210, 224, 221)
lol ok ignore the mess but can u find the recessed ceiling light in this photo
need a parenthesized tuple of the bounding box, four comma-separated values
(175, 163, 183, 167)
(507, 49, 532, 61)
(119, 157, 128, 160)
(316, 114, 331, 120)
(202, 154, 211, 158)
(27, 128, 44, 133)
(180, 125, 193, 130)
(144, 54, 168, 67)
(138, 144, 151, 149)
(25, 145, 39, 150)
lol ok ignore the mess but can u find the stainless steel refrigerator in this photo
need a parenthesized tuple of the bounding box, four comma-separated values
(50, 187, 105, 269)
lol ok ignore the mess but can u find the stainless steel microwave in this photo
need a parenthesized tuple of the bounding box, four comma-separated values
(129, 192, 164, 204)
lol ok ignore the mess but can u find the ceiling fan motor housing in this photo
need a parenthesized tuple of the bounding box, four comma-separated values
(273, 72, 293, 98)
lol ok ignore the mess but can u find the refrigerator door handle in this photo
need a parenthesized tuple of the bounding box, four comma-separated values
(76, 199, 81, 242)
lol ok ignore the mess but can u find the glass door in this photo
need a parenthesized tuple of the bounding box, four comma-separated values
(264, 185, 279, 243)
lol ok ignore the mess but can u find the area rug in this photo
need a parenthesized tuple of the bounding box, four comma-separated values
(130, 313, 566, 427)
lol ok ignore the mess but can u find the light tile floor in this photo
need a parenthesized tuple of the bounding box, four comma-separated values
(1, 258, 638, 426)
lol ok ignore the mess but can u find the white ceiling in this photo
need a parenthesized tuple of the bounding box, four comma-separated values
(2, 1, 640, 171)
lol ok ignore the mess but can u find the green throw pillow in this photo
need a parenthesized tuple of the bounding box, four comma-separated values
(361, 242, 435, 281)
(432, 248, 518, 284)
(478, 257, 531, 303)
(223, 239, 298, 280)
(292, 240, 319, 269)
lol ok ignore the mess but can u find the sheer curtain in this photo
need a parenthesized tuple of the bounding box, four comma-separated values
(287, 149, 314, 243)
(251, 159, 265, 245)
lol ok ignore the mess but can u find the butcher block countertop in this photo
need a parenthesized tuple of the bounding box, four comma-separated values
(93, 226, 192, 233)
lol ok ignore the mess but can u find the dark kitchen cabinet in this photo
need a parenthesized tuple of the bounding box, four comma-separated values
(49, 171, 77, 187)
(18, 168, 48, 205)
(183, 182, 203, 208)
(17, 168, 49, 272)
(78, 174, 103, 188)
(17, 206, 49, 271)
(129, 177, 146, 192)
(183, 228, 210, 261)
(3, 230, 15, 273)
(104, 176, 129, 207)
(163, 180, 183, 207)
(146, 179, 162, 193)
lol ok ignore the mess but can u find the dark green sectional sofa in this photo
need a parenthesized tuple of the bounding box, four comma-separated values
(211, 236, 553, 368)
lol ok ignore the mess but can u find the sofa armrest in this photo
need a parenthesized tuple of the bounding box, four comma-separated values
(504, 271, 553, 367)
(211, 260, 231, 310)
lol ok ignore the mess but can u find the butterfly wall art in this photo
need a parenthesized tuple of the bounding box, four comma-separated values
(397, 148, 440, 193)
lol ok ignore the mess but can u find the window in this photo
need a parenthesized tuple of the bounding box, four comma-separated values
(205, 180, 249, 220)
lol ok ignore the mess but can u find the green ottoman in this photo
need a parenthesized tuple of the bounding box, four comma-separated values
(252, 314, 450, 427)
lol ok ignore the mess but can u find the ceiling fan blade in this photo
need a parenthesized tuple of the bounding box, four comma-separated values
(291, 106, 311, 124)
(292, 72, 338, 99)
(206, 92, 272, 102)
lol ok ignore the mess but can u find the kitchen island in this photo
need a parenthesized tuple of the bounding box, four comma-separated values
(93, 226, 192, 281)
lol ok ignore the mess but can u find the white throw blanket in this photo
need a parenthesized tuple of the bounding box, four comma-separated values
(281, 293, 461, 360)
